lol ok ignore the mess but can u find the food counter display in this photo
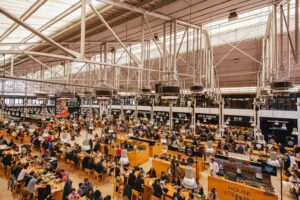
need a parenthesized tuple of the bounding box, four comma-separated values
(167, 145, 204, 171)
(126, 140, 149, 166)
(208, 176, 278, 200)
(143, 178, 203, 200)
(211, 154, 278, 200)
(129, 136, 163, 157)
(152, 155, 200, 179)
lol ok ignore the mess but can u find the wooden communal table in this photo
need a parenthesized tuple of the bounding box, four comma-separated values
(143, 178, 202, 200)
(167, 149, 204, 172)
(128, 136, 163, 157)
(27, 165, 63, 200)
(208, 176, 278, 200)
(152, 158, 199, 179)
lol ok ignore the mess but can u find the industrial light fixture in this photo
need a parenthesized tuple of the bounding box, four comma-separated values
(203, 118, 207, 123)
(175, 118, 179, 123)
(281, 123, 287, 130)
(274, 120, 279, 126)
(292, 128, 298, 135)
(166, 120, 170, 126)
(153, 124, 158, 129)
(228, 11, 238, 21)
(196, 120, 200, 127)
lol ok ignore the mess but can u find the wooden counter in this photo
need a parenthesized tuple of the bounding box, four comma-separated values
(128, 146, 149, 166)
(167, 149, 204, 172)
(208, 176, 278, 200)
(143, 178, 201, 200)
(128, 136, 163, 157)
(149, 143, 163, 157)
(152, 158, 199, 179)
(0, 129, 7, 137)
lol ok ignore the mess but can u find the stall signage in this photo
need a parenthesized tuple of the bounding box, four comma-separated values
(208, 176, 277, 200)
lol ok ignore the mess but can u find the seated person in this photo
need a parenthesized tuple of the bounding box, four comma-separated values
(160, 171, 170, 183)
(147, 167, 157, 178)
(152, 179, 163, 198)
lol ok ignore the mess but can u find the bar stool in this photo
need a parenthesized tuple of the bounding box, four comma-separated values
(131, 189, 140, 200)
(113, 182, 123, 200)
(151, 195, 161, 200)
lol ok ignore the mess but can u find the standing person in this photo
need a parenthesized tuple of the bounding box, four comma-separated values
(67, 188, 79, 200)
(207, 188, 218, 200)
(209, 158, 219, 177)
(62, 175, 73, 200)
(27, 174, 38, 199)
(58, 124, 62, 137)
(89, 138, 93, 151)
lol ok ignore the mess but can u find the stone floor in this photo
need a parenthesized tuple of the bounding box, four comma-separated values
(0, 129, 297, 199)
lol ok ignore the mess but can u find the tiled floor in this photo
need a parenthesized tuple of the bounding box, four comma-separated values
(0, 129, 297, 199)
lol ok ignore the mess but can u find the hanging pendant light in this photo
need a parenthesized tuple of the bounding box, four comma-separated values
(196, 120, 200, 127)
(175, 118, 179, 123)
(292, 128, 298, 135)
(281, 123, 287, 130)
(166, 120, 170, 126)
(153, 123, 158, 129)
(274, 120, 279, 126)
(203, 118, 207, 123)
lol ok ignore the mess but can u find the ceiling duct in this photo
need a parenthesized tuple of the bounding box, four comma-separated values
(190, 85, 204, 93)
(35, 92, 48, 100)
(228, 11, 238, 21)
(95, 89, 113, 100)
(58, 92, 75, 100)
(270, 81, 294, 90)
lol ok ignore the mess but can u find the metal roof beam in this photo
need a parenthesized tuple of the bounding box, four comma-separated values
(96, 0, 201, 29)
(0, 0, 47, 42)
(0, 6, 80, 58)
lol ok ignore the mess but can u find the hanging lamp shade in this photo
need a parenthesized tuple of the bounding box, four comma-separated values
(281, 123, 287, 130)
(292, 128, 298, 135)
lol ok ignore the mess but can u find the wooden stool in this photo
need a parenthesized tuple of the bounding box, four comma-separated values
(131, 189, 140, 200)
(151, 195, 161, 200)
(85, 168, 93, 178)
(0, 162, 4, 177)
(101, 172, 110, 184)
(12, 181, 22, 198)
(113, 182, 123, 200)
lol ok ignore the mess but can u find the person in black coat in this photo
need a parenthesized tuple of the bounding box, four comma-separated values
(2, 153, 12, 166)
(146, 167, 157, 178)
(127, 169, 136, 187)
(133, 173, 144, 192)
(82, 156, 90, 170)
(115, 164, 121, 178)
(62, 177, 72, 200)
(152, 179, 163, 198)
